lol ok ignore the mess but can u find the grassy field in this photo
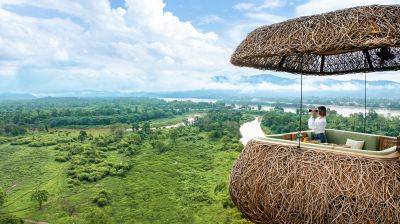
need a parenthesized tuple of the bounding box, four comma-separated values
(0, 127, 250, 223)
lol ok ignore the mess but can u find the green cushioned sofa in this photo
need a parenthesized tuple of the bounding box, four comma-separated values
(256, 129, 397, 156)
(325, 129, 379, 151)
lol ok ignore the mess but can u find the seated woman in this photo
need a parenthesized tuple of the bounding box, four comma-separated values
(308, 106, 327, 143)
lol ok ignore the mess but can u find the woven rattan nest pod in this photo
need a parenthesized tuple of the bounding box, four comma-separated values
(231, 5, 400, 75)
(229, 4, 400, 224)
(230, 135, 400, 224)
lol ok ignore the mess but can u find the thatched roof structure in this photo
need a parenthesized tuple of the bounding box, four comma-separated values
(231, 5, 400, 75)
(230, 140, 400, 223)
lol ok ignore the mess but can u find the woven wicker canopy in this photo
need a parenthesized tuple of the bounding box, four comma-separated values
(231, 5, 400, 75)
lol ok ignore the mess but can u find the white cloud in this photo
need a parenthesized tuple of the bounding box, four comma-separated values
(296, 0, 400, 16)
(198, 15, 224, 25)
(234, 3, 256, 11)
(230, 1, 287, 46)
(257, 0, 286, 10)
(0, 0, 233, 92)
(234, 0, 285, 11)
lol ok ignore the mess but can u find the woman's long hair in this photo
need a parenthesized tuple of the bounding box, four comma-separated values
(318, 106, 327, 117)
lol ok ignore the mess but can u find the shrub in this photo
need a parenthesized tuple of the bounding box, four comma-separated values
(0, 214, 23, 224)
(55, 154, 71, 162)
(0, 137, 10, 144)
(10, 138, 31, 145)
(61, 200, 77, 216)
(84, 208, 109, 224)
(67, 178, 81, 185)
(93, 190, 111, 207)
(222, 196, 235, 209)
(69, 145, 85, 155)
(120, 146, 140, 156)
(151, 140, 170, 154)
(53, 135, 134, 183)
(106, 145, 117, 151)
(66, 178, 81, 188)
(28, 140, 57, 147)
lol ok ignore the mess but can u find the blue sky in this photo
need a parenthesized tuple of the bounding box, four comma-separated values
(0, 0, 399, 94)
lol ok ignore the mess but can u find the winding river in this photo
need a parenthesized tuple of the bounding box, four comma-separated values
(239, 117, 265, 145)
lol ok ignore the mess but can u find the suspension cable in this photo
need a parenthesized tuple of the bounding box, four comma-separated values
(364, 73, 367, 133)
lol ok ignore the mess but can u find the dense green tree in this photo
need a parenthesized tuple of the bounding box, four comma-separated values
(0, 98, 215, 131)
(140, 122, 152, 137)
(78, 130, 88, 141)
(31, 190, 49, 210)
(128, 133, 142, 145)
(131, 122, 140, 131)
(1, 124, 26, 136)
(169, 128, 179, 142)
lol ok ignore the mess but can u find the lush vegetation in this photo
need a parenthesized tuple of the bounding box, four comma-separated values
(0, 98, 251, 224)
(0, 97, 215, 134)
(0, 97, 399, 223)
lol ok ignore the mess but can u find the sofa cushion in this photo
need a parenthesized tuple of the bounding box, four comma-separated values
(346, 139, 365, 149)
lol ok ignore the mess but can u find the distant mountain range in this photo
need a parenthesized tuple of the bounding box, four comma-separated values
(1, 74, 399, 101)
(214, 74, 400, 87)
(208, 74, 400, 98)
(239, 74, 296, 85)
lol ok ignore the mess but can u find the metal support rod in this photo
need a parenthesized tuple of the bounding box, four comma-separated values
(278, 56, 287, 67)
(298, 74, 303, 148)
(363, 49, 374, 69)
(320, 55, 325, 73)
(364, 73, 367, 134)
